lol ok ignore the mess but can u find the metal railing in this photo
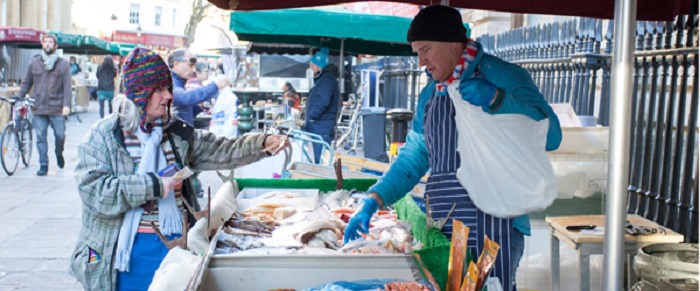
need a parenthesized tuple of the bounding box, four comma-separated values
(477, 14, 698, 243)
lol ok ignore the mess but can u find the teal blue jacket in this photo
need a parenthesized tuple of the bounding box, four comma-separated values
(368, 42, 562, 235)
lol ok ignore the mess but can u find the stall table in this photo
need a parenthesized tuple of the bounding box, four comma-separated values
(546, 214, 684, 291)
(189, 178, 416, 291)
(72, 78, 96, 112)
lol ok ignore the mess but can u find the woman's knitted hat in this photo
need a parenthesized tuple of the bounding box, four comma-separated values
(407, 5, 468, 43)
(121, 48, 173, 120)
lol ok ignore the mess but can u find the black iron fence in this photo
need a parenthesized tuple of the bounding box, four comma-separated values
(477, 14, 699, 243)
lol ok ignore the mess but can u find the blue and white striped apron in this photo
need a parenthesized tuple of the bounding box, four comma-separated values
(424, 92, 514, 290)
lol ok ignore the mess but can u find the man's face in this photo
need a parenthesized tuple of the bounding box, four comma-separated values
(172, 53, 196, 79)
(411, 41, 462, 82)
(309, 62, 321, 74)
(42, 37, 56, 55)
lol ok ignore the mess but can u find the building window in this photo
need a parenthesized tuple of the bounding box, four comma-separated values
(129, 3, 140, 24)
(155, 6, 162, 27)
(172, 8, 177, 28)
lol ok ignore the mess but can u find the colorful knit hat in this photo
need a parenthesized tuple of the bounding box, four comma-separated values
(121, 48, 173, 128)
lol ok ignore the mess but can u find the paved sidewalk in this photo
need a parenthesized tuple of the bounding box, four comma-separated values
(0, 101, 224, 291)
(0, 102, 98, 290)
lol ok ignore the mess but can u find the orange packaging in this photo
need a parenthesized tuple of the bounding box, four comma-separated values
(413, 253, 441, 291)
(446, 219, 470, 291)
(475, 235, 500, 290)
(460, 261, 479, 291)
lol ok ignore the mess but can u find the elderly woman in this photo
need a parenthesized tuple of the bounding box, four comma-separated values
(69, 48, 288, 290)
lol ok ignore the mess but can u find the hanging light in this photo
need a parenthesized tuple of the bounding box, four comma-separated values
(136, 24, 142, 45)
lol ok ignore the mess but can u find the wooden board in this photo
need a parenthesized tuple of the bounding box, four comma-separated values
(546, 214, 684, 244)
(325, 152, 429, 183)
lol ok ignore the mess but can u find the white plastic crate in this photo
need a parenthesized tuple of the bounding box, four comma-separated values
(202, 252, 415, 291)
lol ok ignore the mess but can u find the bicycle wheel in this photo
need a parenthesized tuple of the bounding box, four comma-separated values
(0, 124, 20, 176)
(20, 119, 32, 167)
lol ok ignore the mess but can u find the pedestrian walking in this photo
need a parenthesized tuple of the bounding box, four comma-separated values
(97, 55, 118, 118)
(15, 33, 71, 176)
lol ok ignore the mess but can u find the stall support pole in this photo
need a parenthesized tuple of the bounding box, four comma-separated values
(602, 0, 636, 290)
(339, 38, 345, 95)
(334, 39, 346, 151)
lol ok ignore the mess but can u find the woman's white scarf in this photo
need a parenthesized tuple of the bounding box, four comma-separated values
(114, 125, 183, 272)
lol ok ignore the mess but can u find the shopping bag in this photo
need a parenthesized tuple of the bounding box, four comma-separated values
(446, 81, 557, 218)
(209, 86, 238, 138)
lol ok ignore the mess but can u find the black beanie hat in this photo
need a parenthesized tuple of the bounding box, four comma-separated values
(407, 5, 468, 43)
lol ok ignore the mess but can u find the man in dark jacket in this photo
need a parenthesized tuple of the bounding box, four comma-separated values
(304, 47, 340, 164)
(16, 34, 71, 176)
(167, 49, 230, 125)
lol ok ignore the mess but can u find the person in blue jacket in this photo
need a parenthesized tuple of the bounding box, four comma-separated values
(167, 49, 230, 125)
(343, 6, 562, 291)
(304, 47, 340, 164)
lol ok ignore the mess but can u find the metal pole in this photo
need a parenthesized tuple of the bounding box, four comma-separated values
(339, 38, 345, 94)
(602, 0, 636, 290)
(334, 39, 345, 151)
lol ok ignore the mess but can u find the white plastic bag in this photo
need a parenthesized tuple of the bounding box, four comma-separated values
(148, 246, 201, 291)
(209, 86, 238, 138)
(447, 82, 557, 218)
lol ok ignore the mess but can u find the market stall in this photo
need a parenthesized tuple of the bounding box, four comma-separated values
(0, 26, 45, 85)
(217, 0, 696, 289)
(147, 173, 490, 291)
(62, 35, 121, 111)
(0, 27, 44, 127)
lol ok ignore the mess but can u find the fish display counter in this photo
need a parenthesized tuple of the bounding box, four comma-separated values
(154, 178, 436, 291)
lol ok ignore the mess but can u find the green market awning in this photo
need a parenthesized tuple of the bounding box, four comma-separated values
(230, 8, 445, 56)
(83, 35, 119, 55)
(63, 35, 119, 55)
(48, 31, 82, 49)
(113, 42, 146, 56)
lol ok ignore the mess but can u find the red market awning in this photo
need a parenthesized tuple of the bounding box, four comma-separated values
(208, 0, 692, 21)
(109, 31, 186, 49)
(0, 26, 44, 45)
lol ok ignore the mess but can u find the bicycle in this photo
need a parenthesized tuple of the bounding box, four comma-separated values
(0, 96, 34, 175)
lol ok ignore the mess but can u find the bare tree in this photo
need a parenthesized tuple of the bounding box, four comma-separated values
(183, 0, 212, 48)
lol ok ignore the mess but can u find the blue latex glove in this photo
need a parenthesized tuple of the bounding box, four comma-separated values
(459, 77, 498, 107)
(343, 197, 380, 243)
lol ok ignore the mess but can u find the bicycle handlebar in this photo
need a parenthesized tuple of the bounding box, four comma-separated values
(0, 96, 35, 105)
